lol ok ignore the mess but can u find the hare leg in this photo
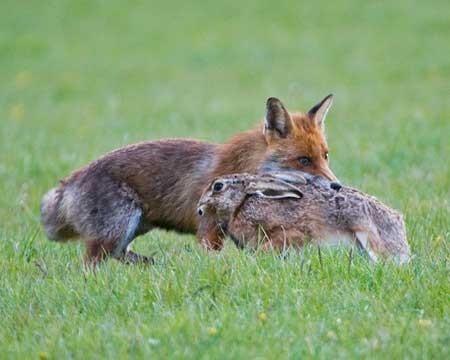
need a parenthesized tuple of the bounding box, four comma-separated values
(353, 230, 380, 262)
(259, 226, 291, 252)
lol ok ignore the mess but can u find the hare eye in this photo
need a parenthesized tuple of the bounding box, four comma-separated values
(298, 156, 312, 166)
(324, 152, 329, 160)
(213, 182, 224, 192)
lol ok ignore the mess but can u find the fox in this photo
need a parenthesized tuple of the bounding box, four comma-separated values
(40, 95, 337, 266)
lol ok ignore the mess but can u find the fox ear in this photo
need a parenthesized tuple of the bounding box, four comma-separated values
(308, 94, 333, 128)
(264, 97, 293, 140)
(247, 179, 303, 200)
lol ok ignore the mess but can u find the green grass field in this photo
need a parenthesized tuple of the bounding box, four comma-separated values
(1, 0, 449, 358)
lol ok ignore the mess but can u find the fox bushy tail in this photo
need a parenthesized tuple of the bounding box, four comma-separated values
(40, 186, 76, 241)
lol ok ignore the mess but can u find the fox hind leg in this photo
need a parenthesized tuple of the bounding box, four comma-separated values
(74, 178, 153, 266)
(110, 208, 154, 265)
(84, 238, 116, 267)
(83, 207, 153, 266)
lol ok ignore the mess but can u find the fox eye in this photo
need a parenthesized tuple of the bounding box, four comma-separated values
(324, 152, 329, 160)
(298, 156, 312, 167)
(213, 182, 224, 192)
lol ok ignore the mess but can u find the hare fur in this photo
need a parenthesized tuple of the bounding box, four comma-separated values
(197, 172, 410, 264)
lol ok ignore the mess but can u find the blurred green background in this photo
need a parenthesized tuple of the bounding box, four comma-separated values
(1, 0, 449, 358)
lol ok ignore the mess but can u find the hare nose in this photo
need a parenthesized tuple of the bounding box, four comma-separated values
(330, 182, 342, 191)
(197, 206, 205, 216)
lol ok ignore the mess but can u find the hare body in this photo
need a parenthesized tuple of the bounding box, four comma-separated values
(197, 173, 410, 264)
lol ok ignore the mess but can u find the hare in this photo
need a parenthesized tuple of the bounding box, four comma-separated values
(196, 172, 411, 264)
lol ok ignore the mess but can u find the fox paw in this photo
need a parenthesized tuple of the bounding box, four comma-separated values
(118, 250, 154, 265)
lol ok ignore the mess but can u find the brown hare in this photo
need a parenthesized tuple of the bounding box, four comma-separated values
(197, 172, 411, 264)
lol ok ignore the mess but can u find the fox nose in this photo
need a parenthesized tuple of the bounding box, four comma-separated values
(197, 206, 205, 216)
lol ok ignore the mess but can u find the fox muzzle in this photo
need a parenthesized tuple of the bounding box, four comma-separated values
(321, 168, 338, 182)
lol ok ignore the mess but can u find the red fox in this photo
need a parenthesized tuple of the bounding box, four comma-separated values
(41, 95, 337, 265)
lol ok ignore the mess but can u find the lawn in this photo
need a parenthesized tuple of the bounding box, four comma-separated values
(0, 0, 449, 358)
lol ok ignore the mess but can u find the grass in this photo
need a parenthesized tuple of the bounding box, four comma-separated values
(0, 0, 449, 358)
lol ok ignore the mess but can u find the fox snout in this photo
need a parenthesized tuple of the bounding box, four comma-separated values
(320, 167, 338, 182)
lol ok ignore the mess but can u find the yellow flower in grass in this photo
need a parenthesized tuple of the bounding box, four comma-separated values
(327, 331, 337, 340)
(418, 319, 432, 328)
(38, 352, 49, 360)
(258, 312, 267, 322)
(15, 71, 32, 88)
(9, 103, 25, 121)
(207, 327, 218, 336)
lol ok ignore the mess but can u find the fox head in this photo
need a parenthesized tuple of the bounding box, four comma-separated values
(261, 95, 337, 181)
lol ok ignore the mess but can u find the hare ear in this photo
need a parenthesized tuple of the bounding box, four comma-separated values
(262, 171, 308, 185)
(247, 180, 303, 199)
